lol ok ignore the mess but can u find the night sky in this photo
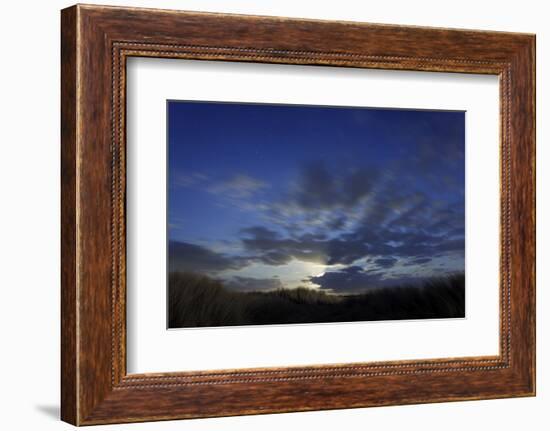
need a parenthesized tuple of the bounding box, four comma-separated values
(168, 101, 465, 294)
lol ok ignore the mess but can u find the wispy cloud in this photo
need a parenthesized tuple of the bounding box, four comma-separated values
(169, 241, 250, 273)
(309, 265, 423, 294)
(173, 172, 209, 188)
(207, 174, 268, 199)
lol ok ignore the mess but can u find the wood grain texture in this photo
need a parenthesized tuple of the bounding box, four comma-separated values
(60, 5, 78, 425)
(60, 4, 536, 425)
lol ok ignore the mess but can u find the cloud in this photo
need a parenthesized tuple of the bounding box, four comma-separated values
(256, 251, 294, 266)
(240, 226, 280, 241)
(173, 171, 267, 199)
(225, 276, 284, 292)
(326, 215, 347, 230)
(374, 257, 398, 268)
(258, 158, 464, 249)
(172, 172, 209, 188)
(240, 227, 328, 265)
(288, 161, 378, 211)
(404, 257, 432, 266)
(240, 209, 464, 271)
(170, 155, 465, 282)
(169, 241, 249, 273)
(208, 174, 267, 198)
(310, 266, 421, 293)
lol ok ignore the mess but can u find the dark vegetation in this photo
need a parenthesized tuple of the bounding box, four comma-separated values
(168, 271, 465, 328)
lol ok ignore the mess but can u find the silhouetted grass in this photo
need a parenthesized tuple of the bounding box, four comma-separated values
(168, 272, 465, 328)
(168, 272, 246, 327)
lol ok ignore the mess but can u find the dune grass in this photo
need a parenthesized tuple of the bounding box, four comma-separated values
(168, 271, 465, 328)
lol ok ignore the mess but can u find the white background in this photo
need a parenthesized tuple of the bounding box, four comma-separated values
(0, 0, 547, 430)
(127, 59, 499, 373)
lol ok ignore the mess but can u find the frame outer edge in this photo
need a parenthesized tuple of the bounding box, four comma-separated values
(523, 34, 536, 395)
(531, 34, 536, 396)
(61, 4, 79, 426)
(526, 35, 536, 396)
(507, 35, 536, 396)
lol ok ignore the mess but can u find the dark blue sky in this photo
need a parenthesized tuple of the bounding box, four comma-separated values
(168, 101, 465, 293)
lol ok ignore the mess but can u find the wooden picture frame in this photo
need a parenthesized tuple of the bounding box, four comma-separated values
(61, 4, 535, 425)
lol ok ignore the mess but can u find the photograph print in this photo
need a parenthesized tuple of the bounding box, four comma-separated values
(167, 101, 465, 329)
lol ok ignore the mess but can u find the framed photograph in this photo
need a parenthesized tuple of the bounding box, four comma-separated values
(61, 4, 535, 425)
